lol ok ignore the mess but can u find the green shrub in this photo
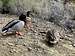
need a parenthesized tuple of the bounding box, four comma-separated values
(1, 0, 9, 6)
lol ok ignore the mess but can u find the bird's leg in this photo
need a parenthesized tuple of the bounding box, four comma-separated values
(16, 31, 23, 36)
(26, 21, 32, 30)
(18, 32, 23, 36)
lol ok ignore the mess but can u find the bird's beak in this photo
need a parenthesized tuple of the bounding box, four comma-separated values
(30, 12, 34, 17)
(30, 13, 33, 16)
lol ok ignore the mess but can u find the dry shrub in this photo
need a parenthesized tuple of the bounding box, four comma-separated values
(8, 0, 51, 17)
(0, 0, 3, 12)
(0, 0, 75, 26)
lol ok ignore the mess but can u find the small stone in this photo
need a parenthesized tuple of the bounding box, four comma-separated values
(9, 49, 17, 53)
(13, 49, 16, 52)
(7, 43, 14, 46)
(19, 37, 24, 39)
(9, 50, 13, 53)
(40, 31, 46, 34)
(72, 43, 75, 47)
(22, 43, 26, 46)
(27, 47, 32, 51)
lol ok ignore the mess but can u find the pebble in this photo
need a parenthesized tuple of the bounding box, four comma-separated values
(7, 43, 14, 46)
(72, 43, 75, 47)
(27, 47, 32, 51)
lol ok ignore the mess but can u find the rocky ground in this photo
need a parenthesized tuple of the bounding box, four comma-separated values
(0, 14, 75, 56)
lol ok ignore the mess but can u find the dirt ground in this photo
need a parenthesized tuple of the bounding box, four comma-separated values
(0, 14, 75, 56)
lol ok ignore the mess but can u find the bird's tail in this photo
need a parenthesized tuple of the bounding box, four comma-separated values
(0, 28, 8, 36)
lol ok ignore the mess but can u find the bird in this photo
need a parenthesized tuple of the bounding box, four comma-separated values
(25, 11, 32, 30)
(46, 29, 60, 45)
(2, 14, 26, 36)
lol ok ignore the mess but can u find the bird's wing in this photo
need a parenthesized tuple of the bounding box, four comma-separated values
(2, 20, 20, 32)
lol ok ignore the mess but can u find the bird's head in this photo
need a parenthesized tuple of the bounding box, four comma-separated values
(26, 11, 32, 17)
(19, 13, 26, 23)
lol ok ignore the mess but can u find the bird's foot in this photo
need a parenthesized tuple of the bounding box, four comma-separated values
(16, 32, 23, 36)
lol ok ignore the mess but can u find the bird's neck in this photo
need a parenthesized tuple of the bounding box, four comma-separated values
(27, 13, 30, 17)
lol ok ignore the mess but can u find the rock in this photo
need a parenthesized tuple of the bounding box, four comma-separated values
(40, 31, 46, 34)
(27, 47, 32, 51)
(9, 48, 17, 53)
(72, 43, 75, 47)
(7, 43, 14, 46)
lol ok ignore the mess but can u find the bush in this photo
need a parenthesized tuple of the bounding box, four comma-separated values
(0, 0, 10, 14)
(8, 0, 51, 17)
(0, 0, 3, 12)
(0, 0, 75, 26)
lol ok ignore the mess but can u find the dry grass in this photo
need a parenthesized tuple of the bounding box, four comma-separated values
(8, 0, 51, 18)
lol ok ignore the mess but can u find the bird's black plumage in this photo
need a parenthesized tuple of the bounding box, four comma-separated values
(26, 11, 31, 17)
(2, 20, 20, 32)
(19, 13, 26, 23)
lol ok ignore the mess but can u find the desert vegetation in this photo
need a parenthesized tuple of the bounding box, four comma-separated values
(0, 0, 75, 56)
